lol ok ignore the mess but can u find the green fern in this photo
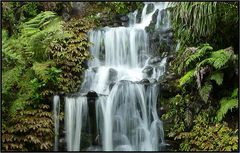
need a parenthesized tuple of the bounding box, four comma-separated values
(20, 11, 63, 62)
(216, 97, 238, 122)
(186, 44, 213, 67)
(199, 82, 212, 103)
(210, 71, 224, 85)
(231, 88, 238, 98)
(32, 61, 53, 83)
(2, 66, 23, 94)
(210, 49, 233, 69)
(179, 68, 196, 87)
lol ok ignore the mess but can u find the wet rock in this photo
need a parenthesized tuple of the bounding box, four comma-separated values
(140, 79, 150, 84)
(109, 82, 116, 91)
(165, 73, 177, 81)
(71, 2, 89, 17)
(146, 3, 155, 14)
(166, 55, 174, 63)
(150, 79, 157, 83)
(120, 16, 129, 22)
(159, 27, 173, 34)
(92, 67, 98, 73)
(148, 57, 162, 65)
(159, 81, 180, 98)
(86, 90, 98, 98)
(109, 68, 118, 82)
(142, 66, 153, 76)
(113, 22, 120, 27)
(59, 138, 65, 151)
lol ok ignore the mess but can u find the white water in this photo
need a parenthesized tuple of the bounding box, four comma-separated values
(61, 2, 171, 151)
(64, 97, 88, 151)
(53, 95, 60, 151)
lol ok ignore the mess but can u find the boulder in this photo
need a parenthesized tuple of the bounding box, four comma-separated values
(109, 82, 116, 91)
(120, 15, 129, 22)
(142, 66, 153, 77)
(148, 57, 162, 65)
(109, 68, 118, 82)
(140, 78, 150, 84)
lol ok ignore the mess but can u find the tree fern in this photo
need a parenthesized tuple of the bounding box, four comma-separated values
(185, 44, 213, 67)
(20, 11, 63, 62)
(216, 97, 238, 122)
(210, 49, 233, 69)
(196, 48, 234, 72)
(179, 68, 196, 87)
(210, 71, 224, 85)
(231, 88, 238, 98)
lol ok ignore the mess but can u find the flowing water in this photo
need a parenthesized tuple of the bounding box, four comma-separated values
(53, 95, 60, 151)
(54, 2, 171, 151)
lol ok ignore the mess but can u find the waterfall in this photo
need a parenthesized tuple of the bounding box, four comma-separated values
(64, 97, 88, 151)
(53, 95, 60, 151)
(54, 2, 171, 151)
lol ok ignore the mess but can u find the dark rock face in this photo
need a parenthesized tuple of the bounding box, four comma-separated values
(86, 90, 98, 98)
(142, 66, 153, 77)
(120, 15, 129, 22)
(148, 57, 162, 65)
(140, 78, 150, 84)
(146, 3, 155, 14)
(109, 68, 118, 82)
(109, 82, 116, 91)
(159, 80, 180, 99)
(92, 67, 98, 73)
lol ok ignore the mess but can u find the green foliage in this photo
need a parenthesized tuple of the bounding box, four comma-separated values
(102, 2, 143, 14)
(2, 104, 54, 151)
(32, 61, 61, 84)
(179, 45, 236, 89)
(2, 2, 41, 35)
(185, 44, 212, 68)
(20, 11, 63, 62)
(176, 113, 238, 151)
(1, 11, 66, 151)
(210, 71, 223, 85)
(199, 82, 212, 103)
(216, 88, 238, 122)
(179, 69, 195, 87)
(49, 18, 94, 93)
(164, 43, 238, 151)
(170, 2, 238, 49)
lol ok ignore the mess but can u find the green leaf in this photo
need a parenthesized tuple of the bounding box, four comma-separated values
(231, 88, 238, 98)
(199, 82, 212, 103)
(179, 68, 196, 87)
(216, 97, 238, 122)
(210, 71, 224, 85)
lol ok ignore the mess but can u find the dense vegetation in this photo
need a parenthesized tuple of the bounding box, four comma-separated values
(160, 2, 238, 151)
(1, 2, 239, 151)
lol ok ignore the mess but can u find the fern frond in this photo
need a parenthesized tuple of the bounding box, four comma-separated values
(32, 61, 54, 83)
(216, 97, 238, 122)
(231, 88, 238, 98)
(179, 68, 196, 87)
(2, 66, 23, 94)
(210, 71, 224, 85)
(196, 49, 234, 71)
(186, 44, 213, 67)
(210, 49, 233, 69)
(199, 82, 212, 103)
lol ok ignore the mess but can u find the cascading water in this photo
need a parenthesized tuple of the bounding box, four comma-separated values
(54, 2, 172, 151)
(53, 95, 60, 151)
